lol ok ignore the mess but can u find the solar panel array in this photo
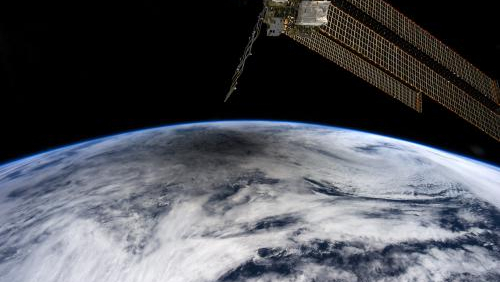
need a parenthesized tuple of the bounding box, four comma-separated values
(287, 31, 422, 112)
(345, 0, 500, 104)
(285, 2, 499, 140)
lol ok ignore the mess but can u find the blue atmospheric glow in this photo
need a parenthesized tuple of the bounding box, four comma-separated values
(0, 120, 498, 169)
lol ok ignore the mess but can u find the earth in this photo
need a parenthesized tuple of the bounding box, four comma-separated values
(0, 121, 499, 282)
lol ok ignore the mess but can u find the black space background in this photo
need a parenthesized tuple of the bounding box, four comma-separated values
(0, 0, 499, 165)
